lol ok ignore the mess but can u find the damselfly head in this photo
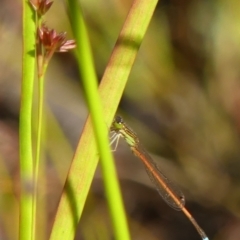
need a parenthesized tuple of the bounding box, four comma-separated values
(110, 116, 124, 132)
(115, 116, 124, 124)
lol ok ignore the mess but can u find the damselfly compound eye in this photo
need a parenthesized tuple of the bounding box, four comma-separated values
(115, 115, 123, 124)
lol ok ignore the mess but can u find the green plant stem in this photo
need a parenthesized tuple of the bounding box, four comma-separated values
(51, 1, 127, 238)
(32, 67, 47, 240)
(20, 1, 36, 240)
(68, 2, 130, 240)
(32, 10, 48, 238)
(49, 0, 159, 239)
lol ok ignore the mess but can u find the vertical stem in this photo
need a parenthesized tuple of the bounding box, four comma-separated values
(32, 73, 45, 240)
(20, 1, 36, 240)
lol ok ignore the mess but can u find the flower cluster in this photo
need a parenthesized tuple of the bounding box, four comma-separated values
(30, 0, 53, 16)
(29, 0, 76, 74)
(38, 24, 76, 54)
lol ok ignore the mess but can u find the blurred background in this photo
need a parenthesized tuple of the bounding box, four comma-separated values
(1, 0, 240, 239)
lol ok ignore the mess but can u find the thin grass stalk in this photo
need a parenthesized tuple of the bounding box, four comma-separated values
(32, 72, 45, 239)
(20, 1, 36, 239)
(66, 1, 130, 240)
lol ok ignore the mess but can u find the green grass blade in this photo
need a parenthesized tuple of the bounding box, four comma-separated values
(20, 1, 36, 240)
(67, 1, 130, 240)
